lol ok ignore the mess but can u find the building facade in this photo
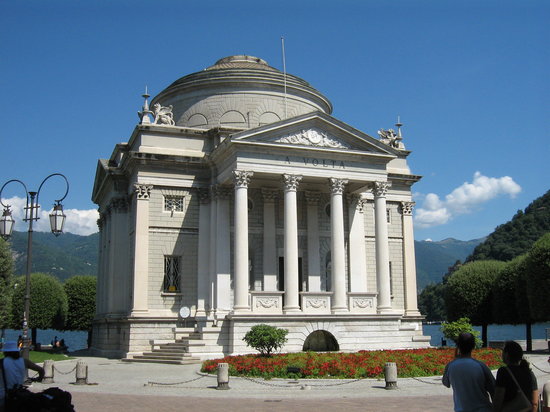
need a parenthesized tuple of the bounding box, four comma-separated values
(91, 55, 429, 359)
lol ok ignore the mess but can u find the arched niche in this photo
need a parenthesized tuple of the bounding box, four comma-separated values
(220, 110, 246, 127)
(302, 330, 339, 352)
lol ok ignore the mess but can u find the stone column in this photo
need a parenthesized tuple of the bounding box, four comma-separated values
(373, 181, 392, 313)
(305, 191, 321, 292)
(348, 195, 367, 292)
(196, 189, 211, 318)
(214, 186, 232, 313)
(282, 174, 302, 312)
(401, 201, 421, 316)
(208, 186, 218, 317)
(131, 184, 152, 315)
(233, 170, 253, 311)
(111, 198, 129, 313)
(329, 178, 348, 311)
(97, 212, 107, 315)
(262, 188, 278, 291)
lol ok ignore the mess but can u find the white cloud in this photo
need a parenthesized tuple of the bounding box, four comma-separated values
(0, 196, 98, 236)
(414, 172, 521, 228)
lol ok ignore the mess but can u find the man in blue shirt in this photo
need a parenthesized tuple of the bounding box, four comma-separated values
(442, 332, 495, 412)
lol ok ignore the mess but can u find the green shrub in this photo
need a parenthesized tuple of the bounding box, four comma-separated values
(440, 317, 482, 348)
(242, 324, 288, 356)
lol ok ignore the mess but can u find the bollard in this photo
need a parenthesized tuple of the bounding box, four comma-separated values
(384, 362, 398, 390)
(43, 359, 55, 383)
(217, 363, 230, 390)
(75, 361, 88, 385)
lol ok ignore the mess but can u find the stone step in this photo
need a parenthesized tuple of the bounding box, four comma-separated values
(138, 352, 196, 359)
(122, 357, 201, 365)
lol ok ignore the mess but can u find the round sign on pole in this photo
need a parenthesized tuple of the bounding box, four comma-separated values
(179, 306, 190, 319)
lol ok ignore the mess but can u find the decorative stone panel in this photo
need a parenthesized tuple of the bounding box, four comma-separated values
(301, 292, 332, 314)
(250, 291, 284, 314)
(348, 293, 377, 314)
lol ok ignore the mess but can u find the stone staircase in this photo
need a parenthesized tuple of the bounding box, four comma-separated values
(123, 327, 205, 365)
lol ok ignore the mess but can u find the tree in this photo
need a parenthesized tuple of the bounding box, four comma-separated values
(243, 324, 288, 356)
(64, 275, 96, 347)
(440, 317, 482, 348)
(525, 232, 550, 321)
(445, 260, 506, 347)
(418, 260, 462, 322)
(491, 255, 535, 350)
(0, 238, 14, 334)
(10, 273, 68, 345)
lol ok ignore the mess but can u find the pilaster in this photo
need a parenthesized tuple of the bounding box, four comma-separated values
(373, 181, 392, 313)
(401, 201, 421, 316)
(131, 184, 152, 315)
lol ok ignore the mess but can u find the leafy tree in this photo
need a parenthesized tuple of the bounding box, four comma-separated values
(468, 190, 550, 261)
(445, 260, 506, 347)
(64, 275, 96, 347)
(243, 324, 288, 356)
(440, 317, 482, 348)
(418, 260, 462, 322)
(491, 255, 535, 350)
(0, 238, 14, 332)
(525, 232, 550, 321)
(10, 273, 68, 345)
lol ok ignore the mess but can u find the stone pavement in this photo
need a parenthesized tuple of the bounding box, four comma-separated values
(28, 352, 550, 412)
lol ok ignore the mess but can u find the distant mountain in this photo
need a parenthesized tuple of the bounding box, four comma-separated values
(415, 238, 484, 290)
(7, 231, 98, 282)
(468, 189, 550, 262)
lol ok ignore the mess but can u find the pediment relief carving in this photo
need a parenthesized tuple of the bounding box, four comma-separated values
(274, 128, 350, 149)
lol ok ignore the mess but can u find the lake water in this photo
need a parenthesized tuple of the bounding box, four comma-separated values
(2, 322, 549, 352)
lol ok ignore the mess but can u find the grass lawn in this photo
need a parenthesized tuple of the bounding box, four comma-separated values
(29, 351, 74, 363)
(201, 348, 504, 379)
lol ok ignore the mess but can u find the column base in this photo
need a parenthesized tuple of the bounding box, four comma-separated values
(331, 306, 348, 314)
(404, 310, 422, 317)
(283, 306, 301, 313)
(377, 306, 395, 314)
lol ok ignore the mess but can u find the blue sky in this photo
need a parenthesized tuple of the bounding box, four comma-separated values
(1, 0, 548, 241)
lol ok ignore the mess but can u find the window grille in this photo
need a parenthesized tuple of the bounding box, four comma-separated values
(164, 255, 180, 293)
(386, 208, 391, 224)
(164, 196, 185, 212)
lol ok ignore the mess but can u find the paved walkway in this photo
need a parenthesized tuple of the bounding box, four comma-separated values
(28, 351, 550, 412)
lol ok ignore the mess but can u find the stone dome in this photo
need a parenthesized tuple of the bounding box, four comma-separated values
(151, 55, 333, 130)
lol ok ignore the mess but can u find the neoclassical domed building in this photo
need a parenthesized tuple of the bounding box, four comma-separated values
(91, 55, 430, 361)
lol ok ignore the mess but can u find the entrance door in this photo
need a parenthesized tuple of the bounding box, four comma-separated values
(277, 257, 304, 293)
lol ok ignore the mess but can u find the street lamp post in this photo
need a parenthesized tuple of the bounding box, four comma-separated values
(0, 173, 69, 359)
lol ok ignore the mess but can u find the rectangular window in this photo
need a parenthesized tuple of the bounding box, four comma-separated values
(389, 261, 393, 297)
(163, 255, 180, 293)
(164, 195, 185, 212)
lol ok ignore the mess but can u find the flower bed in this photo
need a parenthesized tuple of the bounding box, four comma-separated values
(201, 348, 503, 379)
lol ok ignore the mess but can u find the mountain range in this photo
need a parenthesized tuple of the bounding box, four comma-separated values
(6, 230, 479, 289)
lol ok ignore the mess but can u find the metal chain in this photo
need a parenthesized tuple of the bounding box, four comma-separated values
(412, 376, 442, 385)
(147, 375, 207, 386)
(530, 362, 550, 375)
(239, 375, 367, 388)
(53, 364, 77, 375)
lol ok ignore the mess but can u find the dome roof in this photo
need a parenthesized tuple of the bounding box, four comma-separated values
(151, 55, 332, 130)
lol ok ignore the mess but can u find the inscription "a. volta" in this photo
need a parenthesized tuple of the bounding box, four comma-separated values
(285, 156, 346, 169)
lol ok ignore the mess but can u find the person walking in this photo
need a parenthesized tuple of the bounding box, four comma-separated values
(0, 341, 45, 412)
(492, 341, 538, 412)
(442, 332, 495, 412)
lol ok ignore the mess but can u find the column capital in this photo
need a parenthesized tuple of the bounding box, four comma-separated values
(372, 181, 391, 198)
(212, 185, 232, 200)
(329, 178, 348, 195)
(233, 170, 254, 188)
(111, 197, 129, 212)
(282, 174, 302, 191)
(134, 184, 153, 200)
(348, 194, 366, 213)
(305, 190, 321, 205)
(400, 201, 415, 216)
(261, 188, 279, 202)
(197, 188, 211, 204)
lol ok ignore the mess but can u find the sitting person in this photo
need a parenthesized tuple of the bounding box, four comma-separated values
(0, 341, 45, 411)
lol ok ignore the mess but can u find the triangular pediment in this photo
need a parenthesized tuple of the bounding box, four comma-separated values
(229, 111, 397, 156)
